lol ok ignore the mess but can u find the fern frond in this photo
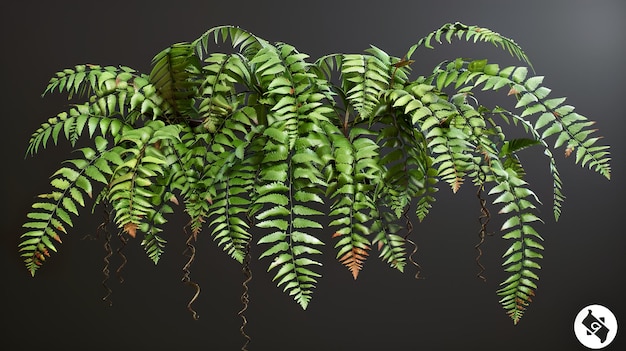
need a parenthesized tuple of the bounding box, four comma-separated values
(427, 125, 475, 194)
(371, 211, 407, 272)
(43, 64, 140, 100)
(193, 25, 270, 61)
(493, 107, 565, 219)
(323, 123, 381, 279)
(208, 174, 253, 263)
(255, 42, 334, 144)
(198, 53, 252, 130)
(26, 103, 129, 156)
(164, 127, 211, 236)
(375, 86, 448, 219)
(134, 137, 184, 264)
(204, 109, 262, 263)
(107, 120, 181, 238)
(407, 22, 533, 70)
(27, 68, 174, 157)
(139, 197, 173, 264)
(255, 121, 325, 309)
(46, 63, 156, 124)
(449, 59, 609, 180)
(255, 51, 334, 305)
(149, 42, 202, 123)
(139, 176, 177, 264)
(425, 58, 610, 219)
(141, 231, 168, 264)
(487, 164, 543, 325)
(20, 136, 114, 275)
(340, 51, 391, 121)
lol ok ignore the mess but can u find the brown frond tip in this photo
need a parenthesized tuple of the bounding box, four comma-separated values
(123, 223, 138, 238)
(190, 216, 205, 240)
(338, 246, 370, 280)
(452, 177, 464, 193)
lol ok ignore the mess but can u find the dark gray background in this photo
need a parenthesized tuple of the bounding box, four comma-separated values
(2, 1, 624, 350)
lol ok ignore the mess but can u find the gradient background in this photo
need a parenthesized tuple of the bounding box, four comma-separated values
(2, 1, 624, 350)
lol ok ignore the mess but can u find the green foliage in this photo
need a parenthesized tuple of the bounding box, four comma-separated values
(20, 22, 610, 325)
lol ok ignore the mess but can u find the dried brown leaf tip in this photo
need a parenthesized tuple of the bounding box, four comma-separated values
(339, 247, 370, 280)
(452, 177, 463, 193)
(507, 87, 519, 96)
(169, 194, 180, 205)
(123, 223, 138, 238)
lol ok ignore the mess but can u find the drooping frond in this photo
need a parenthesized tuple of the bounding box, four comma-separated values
(255, 121, 326, 308)
(371, 211, 408, 272)
(493, 108, 564, 219)
(249, 41, 336, 309)
(323, 124, 381, 279)
(139, 139, 179, 264)
(20, 136, 113, 276)
(45, 63, 163, 124)
(204, 107, 261, 263)
(171, 52, 256, 240)
(107, 121, 182, 238)
(487, 164, 544, 325)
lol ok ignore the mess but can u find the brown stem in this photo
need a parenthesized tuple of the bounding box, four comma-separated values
(238, 241, 252, 351)
(475, 183, 491, 282)
(182, 225, 200, 320)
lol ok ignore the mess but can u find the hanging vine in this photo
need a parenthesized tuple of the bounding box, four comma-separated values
(474, 160, 493, 282)
(238, 240, 252, 351)
(182, 224, 201, 320)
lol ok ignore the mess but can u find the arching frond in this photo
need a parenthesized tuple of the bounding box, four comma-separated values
(26, 104, 127, 155)
(43, 64, 141, 100)
(428, 58, 610, 219)
(27, 66, 172, 157)
(193, 25, 270, 61)
(406, 22, 533, 70)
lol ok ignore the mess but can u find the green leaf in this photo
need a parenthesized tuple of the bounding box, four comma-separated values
(512, 67, 528, 83)
(501, 216, 520, 231)
(291, 231, 324, 245)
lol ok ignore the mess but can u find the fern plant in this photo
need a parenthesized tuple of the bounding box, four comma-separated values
(20, 22, 610, 328)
